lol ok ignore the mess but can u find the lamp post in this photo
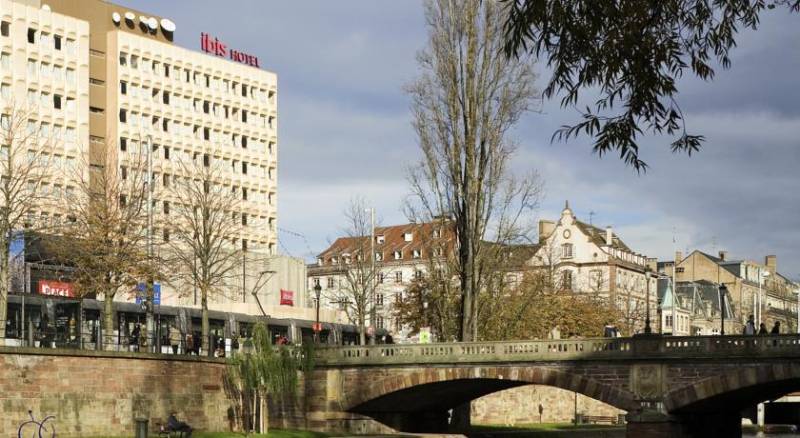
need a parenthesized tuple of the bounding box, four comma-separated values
(644, 267, 652, 334)
(720, 284, 727, 335)
(313, 283, 322, 344)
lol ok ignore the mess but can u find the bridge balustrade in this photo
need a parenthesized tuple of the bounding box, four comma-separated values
(316, 334, 800, 366)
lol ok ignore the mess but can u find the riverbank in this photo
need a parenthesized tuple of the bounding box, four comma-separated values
(466, 424, 624, 437)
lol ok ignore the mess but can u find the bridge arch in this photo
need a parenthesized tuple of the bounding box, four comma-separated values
(343, 365, 639, 415)
(665, 362, 800, 413)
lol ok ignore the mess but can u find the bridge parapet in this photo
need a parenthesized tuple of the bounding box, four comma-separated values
(315, 334, 800, 366)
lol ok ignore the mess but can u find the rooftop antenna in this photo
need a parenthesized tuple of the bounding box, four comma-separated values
(711, 235, 717, 253)
(589, 211, 596, 226)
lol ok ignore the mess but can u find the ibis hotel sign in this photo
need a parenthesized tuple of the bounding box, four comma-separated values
(201, 33, 260, 68)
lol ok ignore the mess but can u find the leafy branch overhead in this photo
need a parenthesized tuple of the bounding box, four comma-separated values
(502, 0, 800, 171)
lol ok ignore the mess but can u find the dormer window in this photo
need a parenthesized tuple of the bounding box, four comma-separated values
(375, 252, 383, 261)
(433, 228, 441, 238)
(413, 249, 421, 259)
(376, 235, 385, 244)
(331, 256, 338, 265)
(404, 232, 413, 242)
(394, 250, 402, 260)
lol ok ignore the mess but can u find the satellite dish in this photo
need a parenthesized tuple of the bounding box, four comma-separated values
(124, 12, 135, 22)
(112, 12, 121, 24)
(41, 4, 51, 11)
(160, 18, 176, 33)
(147, 17, 158, 31)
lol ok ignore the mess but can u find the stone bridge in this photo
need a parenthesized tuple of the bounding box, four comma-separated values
(297, 334, 800, 437)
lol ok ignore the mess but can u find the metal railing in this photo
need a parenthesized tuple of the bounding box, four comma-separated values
(314, 334, 800, 366)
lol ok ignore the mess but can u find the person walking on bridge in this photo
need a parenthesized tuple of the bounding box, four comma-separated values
(743, 315, 756, 335)
(758, 323, 769, 335)
(771, 321, 781, 335)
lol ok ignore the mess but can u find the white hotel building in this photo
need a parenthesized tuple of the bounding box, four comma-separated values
(1, 0, 342, 345)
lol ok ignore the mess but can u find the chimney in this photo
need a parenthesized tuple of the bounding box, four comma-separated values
(765, 255, 777, 275)
(675, 251, 683, 264)
(646, 257, 658, 273)
(718, 251, 728, 261)
(538, 220, 555, 244)
(605, 226, 613, 246)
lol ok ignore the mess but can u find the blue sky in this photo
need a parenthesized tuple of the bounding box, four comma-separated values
(118, 1, 800, 278)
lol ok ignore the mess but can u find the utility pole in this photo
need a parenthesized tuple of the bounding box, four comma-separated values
(144, 134, 155, 351)
(367, 207, 376, 345)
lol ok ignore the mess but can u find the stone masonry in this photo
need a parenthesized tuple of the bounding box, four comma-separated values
(0, 348, 231, 437)
(472, 385, 624, 425)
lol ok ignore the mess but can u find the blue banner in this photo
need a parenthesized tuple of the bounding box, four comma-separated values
(135, 282, 161, 305)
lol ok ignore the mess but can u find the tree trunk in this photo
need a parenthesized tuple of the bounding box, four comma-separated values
(103, 295, 116, 350)
(0, 242, 8, 339)
(201, 289, 209, 354)
(358, 315, 366, 345)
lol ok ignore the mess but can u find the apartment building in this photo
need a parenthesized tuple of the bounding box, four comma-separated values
(308, 221, 455, 342)
(660, 250, 799, 332)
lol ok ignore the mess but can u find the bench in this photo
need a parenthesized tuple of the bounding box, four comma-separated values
(156, 422, 189, 438)
(581, 415, 619, 425)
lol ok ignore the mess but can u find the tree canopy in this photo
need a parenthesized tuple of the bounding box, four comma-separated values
(502, 0, 800, 171)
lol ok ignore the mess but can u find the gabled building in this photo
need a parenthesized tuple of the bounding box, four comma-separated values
(526, 202, 658, 334)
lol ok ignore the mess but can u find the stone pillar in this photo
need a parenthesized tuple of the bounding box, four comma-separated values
(626, 409, 682, 438)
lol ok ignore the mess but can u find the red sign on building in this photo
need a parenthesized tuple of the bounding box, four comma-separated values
(280, 289, 294, 306)
(39, 280, 75, 298)
(200, 33, 260, 68)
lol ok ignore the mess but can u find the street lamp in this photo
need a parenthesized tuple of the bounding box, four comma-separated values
(719, 284, 728, 336)
(313, 283, 322, 344)
(644, 267, 652, 334)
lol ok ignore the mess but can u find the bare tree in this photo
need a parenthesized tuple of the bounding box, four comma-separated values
(406, 0, 541, 343)
(0, 104, 56, 338)
(164, 158, 246, 352)
(60, 142, 156, 348)
(323, 198, 381, 345)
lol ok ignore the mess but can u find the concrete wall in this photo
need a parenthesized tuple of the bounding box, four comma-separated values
(472, 385, 624, 425)
(0, 348, 231, 437)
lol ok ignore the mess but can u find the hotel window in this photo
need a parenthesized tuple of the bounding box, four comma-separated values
(241, 83, 247, 97)
(242, 162, 247, 174)
(27, 28, 36, 44)
(242, 110, 248, 123)
(377, 272, 385, 284)
(326, 277, 335, 288)
(65, 38, 76, 55)
(53, 95, 62, 110)
(120, 137, 127, 152)
(66, 97, 75, 112)
(66, 68, 75, 84)
(118, 109, 127, 123)
(120, 81, 127, 95)
(54, 35, 62, 51)
(1, 53, 10, 69)
(27, 59, 36, 76)
(415, 270, 424, 279)
(119, 52, 127, 66)
(395, 271, 403, 283)
(242, 188, 248, 200)
(162, 91, 169, 105)
(163, 146, 170, 160)
(1, 21, 9, 37)
(376, 293, 384, 306)
(0, 83, 10, 100)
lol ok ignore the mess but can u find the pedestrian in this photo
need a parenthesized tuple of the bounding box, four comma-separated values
(743, 315, 756, 335)
(771, 321, 781, 335)
(169, 325, 181, 354)
(758, 323, 768, 335)
(185, 332, 194, 355)
(130, 323, 141, 352)
(231, 331, 240, 356)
